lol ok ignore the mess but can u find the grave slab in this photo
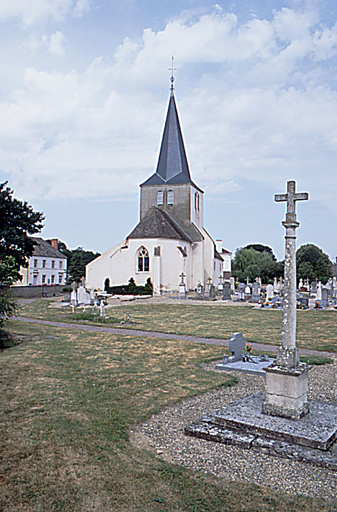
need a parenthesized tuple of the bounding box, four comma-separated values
(185, 393, 337, 470)
(215, 359, 275, 376)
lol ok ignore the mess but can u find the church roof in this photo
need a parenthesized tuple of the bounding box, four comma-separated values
(127, 206, 192, 243)
(141, 92, 200, 188)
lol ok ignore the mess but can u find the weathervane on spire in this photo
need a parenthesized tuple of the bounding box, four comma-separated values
(169, 56, 177, 94)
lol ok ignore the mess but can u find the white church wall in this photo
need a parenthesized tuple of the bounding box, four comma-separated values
(202, 229, 216, 285)
(191, 241, 204, 289)
(86, 237, 193, 292)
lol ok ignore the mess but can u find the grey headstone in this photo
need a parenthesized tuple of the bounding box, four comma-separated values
(238, 283, 245, 301)
(209, 284, 215, 299)
(228, 333, 246, 362)
(222, 281, 231, 300)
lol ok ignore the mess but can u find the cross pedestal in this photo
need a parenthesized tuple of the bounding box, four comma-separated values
(262, 181, 310, 420)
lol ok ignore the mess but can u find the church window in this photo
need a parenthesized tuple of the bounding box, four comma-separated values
(157, 190, 164, 205)
(195, 192, 200, 211)
(138, 247, 149, 272)
(167, 190, 174, 205)
(154, 246, 161, 256)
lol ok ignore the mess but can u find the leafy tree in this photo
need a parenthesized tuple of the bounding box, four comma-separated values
(0, 182, 44, 269)
(66, 247, 100, 283)
(46, 240, 100, 284)
(232, 246, 283, 283)
(245, 244, 277, 261)
(296, 244, 331, 284)
(0, 256, 20, 327)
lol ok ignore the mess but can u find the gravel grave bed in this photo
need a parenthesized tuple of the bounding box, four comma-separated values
(131, 355, 337, 501)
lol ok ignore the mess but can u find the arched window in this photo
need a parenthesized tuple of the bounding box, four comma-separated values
(167, 190, 174, 205)
(138, 247, 149, 272)
(157, 190, 164, 205)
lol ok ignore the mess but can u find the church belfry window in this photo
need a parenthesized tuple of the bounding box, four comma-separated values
(195, 192, 200, 211)
(157, 190, 164, 206)
(138, 247, 149, 272)
(167, 190, 174, 205)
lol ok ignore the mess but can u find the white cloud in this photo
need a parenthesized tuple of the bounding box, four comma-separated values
(49, 31, 65, 55)
(3, 4, 337, 218)
(0, 0, 90, 24)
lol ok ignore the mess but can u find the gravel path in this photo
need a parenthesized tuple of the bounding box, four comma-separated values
(131, 356, 337, 501)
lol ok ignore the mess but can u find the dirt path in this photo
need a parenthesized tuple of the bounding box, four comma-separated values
(13, 316, 335, 356)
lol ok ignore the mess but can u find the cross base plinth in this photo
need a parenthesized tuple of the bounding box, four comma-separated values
(276, 346, 299, 368)
(262, 363, 310, 420)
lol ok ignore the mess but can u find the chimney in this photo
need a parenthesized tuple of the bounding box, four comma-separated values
(51, 239, 58, 250)
(216, 239, 222, 254)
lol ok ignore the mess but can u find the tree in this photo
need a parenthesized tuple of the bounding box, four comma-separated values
(0, 256, 20, 327)
(66, 247, 100, 283)
(232, 246, 283, 283)
(245, 244, 277, 261)
(296, 244, 332, 284)
(0, 182, 44, 269)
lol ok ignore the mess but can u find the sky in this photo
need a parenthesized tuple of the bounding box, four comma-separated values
(1, 0, 337, 261)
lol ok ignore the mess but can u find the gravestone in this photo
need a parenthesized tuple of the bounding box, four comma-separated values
(218, 277, 224, 292)
(197, 282, 203, 295)
(230, 277, 235, 290)
(222, 281, 231, 300)
(179, 273, 186, 298)
(311, 281, 317, 295)
(273, 277, 280, 293)
(238, 283, 245, 300)
(266, 284, 274, 300)
(228, 333, 246, 362)
(321, 288, 329, 308)
(209, 284, 215, 299)
(77, 285, 91, 305)
(298, 297, 309, 309)
(245, 285, 251, 298)
(70, 289, 77, 306)
(316, 281, 322, 301)
(251, 282, 261, 303)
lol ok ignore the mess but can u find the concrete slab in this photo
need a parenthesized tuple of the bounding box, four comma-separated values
(215, 360, 275, 376)
(185, 393, 337, 470)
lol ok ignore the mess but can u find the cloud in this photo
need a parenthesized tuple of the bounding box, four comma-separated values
(0, 0, 90, 24)
(49, 31, 65, 55)
(3, 4, 337, 219)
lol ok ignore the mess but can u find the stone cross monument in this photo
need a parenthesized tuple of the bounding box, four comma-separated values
(263, 180, 310, 420)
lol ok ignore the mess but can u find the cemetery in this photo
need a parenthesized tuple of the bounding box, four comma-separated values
(1, 184, 337, 510)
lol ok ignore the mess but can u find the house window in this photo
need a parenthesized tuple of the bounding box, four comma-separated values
(42, 275, 46, 284)
(167, 190, 174, 205)
(42, 260, 46, 268)
(51, 260, 55, 269)
(59, 261, 63, 269)
(58, 274, 63, 284)
(157, 190, 164, 205)
(138, 247, 149, 272)
(51, 275, 55, 284)
(33, 259, 38, 268)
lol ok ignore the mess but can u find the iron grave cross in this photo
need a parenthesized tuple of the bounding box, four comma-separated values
(274, 180, 309, 365)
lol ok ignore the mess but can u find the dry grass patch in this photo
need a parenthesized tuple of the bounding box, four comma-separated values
(1, 320, 335, 511)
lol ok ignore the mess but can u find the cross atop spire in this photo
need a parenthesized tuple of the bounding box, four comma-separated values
(169, 56, 176, 95)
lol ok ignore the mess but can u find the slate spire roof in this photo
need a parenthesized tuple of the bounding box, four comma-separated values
(128, 207, 192, 242)
(141, 91, 194, 187)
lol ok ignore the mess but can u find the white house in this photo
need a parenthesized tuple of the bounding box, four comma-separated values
(86, 82, 231, 294)
(17, 238, 67, 286)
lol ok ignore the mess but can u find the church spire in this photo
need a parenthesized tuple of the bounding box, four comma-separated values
(141, 63, 193, 187)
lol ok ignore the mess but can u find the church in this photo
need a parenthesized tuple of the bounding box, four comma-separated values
(86, 79, 231, 294)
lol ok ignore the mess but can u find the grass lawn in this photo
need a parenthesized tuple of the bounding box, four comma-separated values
(0, 317, 336, 511)
(19, 298, 337, 352)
